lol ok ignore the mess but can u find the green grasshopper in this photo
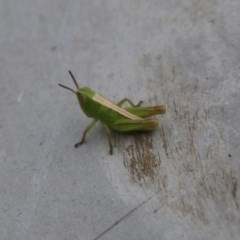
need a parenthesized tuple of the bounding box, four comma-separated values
(59, 71, 166, 154)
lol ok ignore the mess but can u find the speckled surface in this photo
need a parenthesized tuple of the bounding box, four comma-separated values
(0, 1, 239, 239)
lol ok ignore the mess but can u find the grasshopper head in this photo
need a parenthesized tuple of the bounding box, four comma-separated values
(76, 91, 86, 109)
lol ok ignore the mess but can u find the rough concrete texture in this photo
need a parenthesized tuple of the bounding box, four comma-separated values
(0, 1, 240, 239)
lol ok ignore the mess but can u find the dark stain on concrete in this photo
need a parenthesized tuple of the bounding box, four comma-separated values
(122, 133, 161, 187)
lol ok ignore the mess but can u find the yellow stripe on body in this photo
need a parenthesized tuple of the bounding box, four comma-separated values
(93, 93, 143, 120)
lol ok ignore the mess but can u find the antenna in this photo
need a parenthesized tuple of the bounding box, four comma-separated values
(68, 70, 79, 89)
(58, 84, 76, 94)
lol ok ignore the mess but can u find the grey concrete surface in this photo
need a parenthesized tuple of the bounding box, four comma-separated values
(0, 0, 240, 239)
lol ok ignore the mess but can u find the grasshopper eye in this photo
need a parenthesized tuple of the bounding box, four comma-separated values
(76, 92, 85, 106)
